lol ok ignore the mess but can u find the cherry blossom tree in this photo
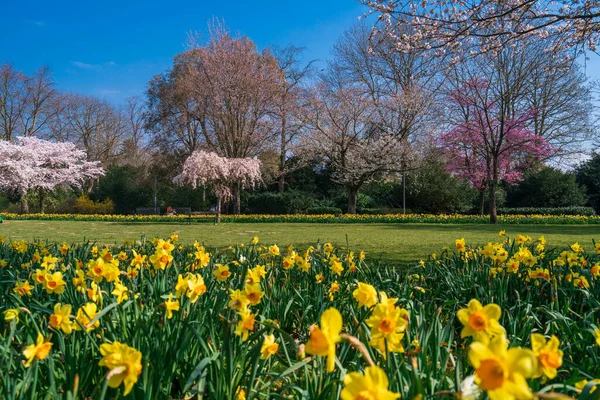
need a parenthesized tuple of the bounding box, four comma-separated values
(173, 151, 262, 222)
(178, 23, 281, 213)
(363, 0, 600, 57)
(439, 79, 552, 222)
(0, 137, 105, 213)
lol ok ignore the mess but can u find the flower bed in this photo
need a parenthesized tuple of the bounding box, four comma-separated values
(1, 232, 599, 398)
(3, 212, 600, 224)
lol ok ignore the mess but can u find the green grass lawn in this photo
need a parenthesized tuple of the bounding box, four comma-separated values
(2, 220, 599, 263)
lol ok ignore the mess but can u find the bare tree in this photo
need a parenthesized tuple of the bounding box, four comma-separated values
(48, 94, 126, 166)
(0, 64, 56, 140)
(145, 55, 205, 157)
(271, 45, 315, 193)
(331, 23, 441, 143)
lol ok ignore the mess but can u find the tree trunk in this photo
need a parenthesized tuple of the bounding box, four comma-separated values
(347, 187, 359, 214)
(20, 195, 29, 214)
(39, 189, 45, 214)
(478, 189, 485, 216)
(488, 161, 499, 224)
(215, 195, 221, 224)
(278, 108, 287, 194)
(233, 182, 241, 215)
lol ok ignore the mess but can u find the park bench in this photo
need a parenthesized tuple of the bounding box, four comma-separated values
(135, 206, 218, 224)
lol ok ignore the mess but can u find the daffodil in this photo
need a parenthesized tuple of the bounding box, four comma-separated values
(341, 366, 400, 400)
(305, 307, 342, 372)
(235, 306, 256, 341)
(164, 294, 180, 319)
(269, 245, 280, 256)
(457, 299, 505, 344)
(3, 308, 19, 323)
(23, 333, 52, 367)
(98, 341, 143, 395)
(260, 334, 279, 359)
(187, 274, 206, 303)
(330, 260, 344, 275)
(73, 302, 100, 332)
(244, 283, 264, 306)
(468, 334, 537, 400)
(14, 280, 34, 297)
(531, 334, 562, 379)
(213, 264, 231, 281)
(175, 274, 190, 297)
(112, 282, 129, 304)
(228, 289, 250, 311)
(44, 271, 66, 294)
(50, 303, 73, 334)
(353, 282, 378, 308)
(365, 304, 409, 356)
(456, 238, 466, 252)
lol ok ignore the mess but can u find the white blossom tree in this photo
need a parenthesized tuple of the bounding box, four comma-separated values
(0, 137, 105, 213)
(173, 151, 262, 222)
(363, 0, 600, 57)
(301, 81, 414, 214)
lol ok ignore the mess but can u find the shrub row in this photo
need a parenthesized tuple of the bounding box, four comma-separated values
(497, 206, 596, 216)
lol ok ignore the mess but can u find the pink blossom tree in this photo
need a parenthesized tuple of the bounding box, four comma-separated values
(0, 137, 105, 213)
(173, 151, 262, 222)
(439, 79, 552, 222)
(363, 0, 600, 57)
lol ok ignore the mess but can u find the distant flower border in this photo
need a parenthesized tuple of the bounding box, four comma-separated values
(1, 212, 600, 224)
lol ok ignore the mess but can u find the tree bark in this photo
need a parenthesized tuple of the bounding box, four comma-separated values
(347, 187, 359, 214)
(488, 161, 499, 224)
(39, 189, 45, 213)
(233, 182, 241, 215)
(215, 195, 221, 224)
(278, 111, 287, 194)
(20, 196, 29, 214)
(478, 189, 485, 216)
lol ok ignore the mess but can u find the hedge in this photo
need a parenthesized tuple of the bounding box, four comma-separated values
(497, 207, 596, 216)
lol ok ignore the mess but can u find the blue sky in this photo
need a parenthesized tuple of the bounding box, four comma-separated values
(1, 1, 599, 105)
(0, 0, 369, 104)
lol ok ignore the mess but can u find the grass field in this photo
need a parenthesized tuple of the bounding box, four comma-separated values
(2, 219, 600, 262)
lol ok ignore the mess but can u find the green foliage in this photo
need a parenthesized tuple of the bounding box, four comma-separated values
(243, 190, 316, 214)
(94, 166, 153, 214)
(507, 167, 587, 208)
(305, 206, 343, 215)
(576, 153, 600, 213)
(73, 195, 115, 214)
(498, 206, 596, 216)
(402, 161, 476, 213)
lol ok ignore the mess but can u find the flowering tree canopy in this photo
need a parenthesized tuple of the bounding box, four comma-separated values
(173, 150, 262, 217)
(439, 79, 552, 220)
(301, 83, 415, 213)
(363, 0, 600, 57)
(0, 137, 105, 197)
